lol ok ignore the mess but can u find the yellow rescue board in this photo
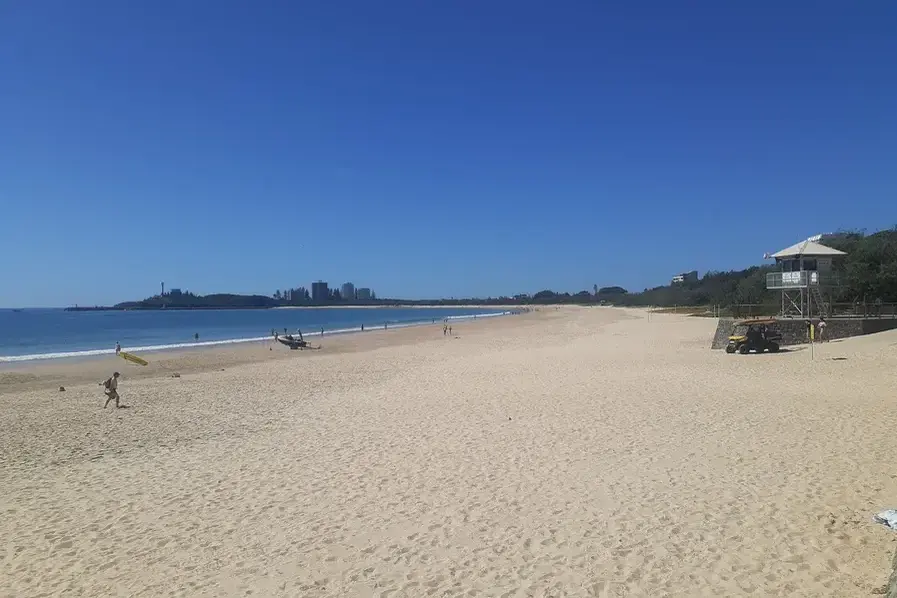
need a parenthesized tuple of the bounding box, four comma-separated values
(119, 351, 148, 366)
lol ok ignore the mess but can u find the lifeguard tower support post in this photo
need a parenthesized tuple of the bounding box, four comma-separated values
(765, 236, 846, 318)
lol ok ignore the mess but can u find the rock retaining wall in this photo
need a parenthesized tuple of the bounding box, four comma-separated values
(711, 317, 897, 349)
(710, 318, 736, 350)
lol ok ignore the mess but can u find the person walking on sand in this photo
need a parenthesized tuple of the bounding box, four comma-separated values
(114, 341, 121, 355)
(443, 323, 448, 336)
(817, 317, 827, 342)
(101, 372, 122, 409)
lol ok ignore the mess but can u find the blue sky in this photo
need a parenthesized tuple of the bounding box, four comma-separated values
(1, 1, 895, 307)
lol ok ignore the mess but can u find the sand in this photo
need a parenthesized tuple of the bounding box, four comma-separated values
(2, 307, 897, 597)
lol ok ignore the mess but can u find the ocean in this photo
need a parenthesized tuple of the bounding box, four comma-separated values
(0, 307, 510, 362)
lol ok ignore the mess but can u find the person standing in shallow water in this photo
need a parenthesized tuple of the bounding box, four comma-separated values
(115, 342, 121, 355)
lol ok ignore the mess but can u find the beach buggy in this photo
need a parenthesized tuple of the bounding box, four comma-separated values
(725, 318, 782, 354)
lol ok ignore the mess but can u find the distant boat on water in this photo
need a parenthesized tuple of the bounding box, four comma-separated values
(11, 309, 23, 313)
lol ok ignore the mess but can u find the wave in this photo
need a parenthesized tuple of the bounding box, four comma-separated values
(0, 311, 513, 363)
(0, 336, 273, 363)
(444, 311, 511, 321)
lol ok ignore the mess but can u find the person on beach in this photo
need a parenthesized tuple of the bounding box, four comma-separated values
(101, 372, 122, 409)
(817, 317, 827, 342)
(449, 325, 453, 336)
(444, 323, 448, 336)
(114, 342, 121, 355)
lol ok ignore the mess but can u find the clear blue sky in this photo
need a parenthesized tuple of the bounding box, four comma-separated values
(2, 1, 895, 307)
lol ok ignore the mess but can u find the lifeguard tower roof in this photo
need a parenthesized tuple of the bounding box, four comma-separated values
(770, 240, 846, 260)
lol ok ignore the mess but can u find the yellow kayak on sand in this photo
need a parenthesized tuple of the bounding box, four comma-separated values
(119, 351, 148, 366)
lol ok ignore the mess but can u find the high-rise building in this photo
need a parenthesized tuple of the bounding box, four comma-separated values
(355, 287, 372, 301)
(340, 282, 356, 302)
(311, 281, 329, 303)
(671, 270, 699, 285)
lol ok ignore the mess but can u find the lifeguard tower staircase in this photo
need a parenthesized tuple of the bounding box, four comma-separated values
(765, 235, 846, 318)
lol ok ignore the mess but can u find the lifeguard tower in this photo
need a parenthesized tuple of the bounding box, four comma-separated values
(765, 235, 846, 318)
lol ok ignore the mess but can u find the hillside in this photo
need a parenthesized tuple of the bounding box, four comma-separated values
(610, 229, 897, 309)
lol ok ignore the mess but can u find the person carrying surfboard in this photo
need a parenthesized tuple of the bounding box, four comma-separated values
(101, 372, 122, 409)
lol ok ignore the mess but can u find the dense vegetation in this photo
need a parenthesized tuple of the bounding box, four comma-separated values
(104, 229, 896, 311)
(609, 229, 897, 309)
(471, 229, 897, 310)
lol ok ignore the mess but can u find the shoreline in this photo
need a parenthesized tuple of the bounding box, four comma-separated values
(0, 308, 549, 395)
(59, 303, 529, 312)
(0, 309, 518, 364)
(272, 304, 526, 310)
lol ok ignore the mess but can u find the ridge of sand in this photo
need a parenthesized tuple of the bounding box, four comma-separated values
(2, 307, 897, 596)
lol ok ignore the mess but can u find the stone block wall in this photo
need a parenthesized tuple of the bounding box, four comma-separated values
(710, 318, 735, 350)
(711, 317, 897, 349)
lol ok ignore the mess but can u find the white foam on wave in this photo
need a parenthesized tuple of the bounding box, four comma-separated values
(0, 336, 272, 363)
(0, 311, 513, 363)
(444, 311, 511, 321)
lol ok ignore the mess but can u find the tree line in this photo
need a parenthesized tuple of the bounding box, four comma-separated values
(605, 228, 897, 309)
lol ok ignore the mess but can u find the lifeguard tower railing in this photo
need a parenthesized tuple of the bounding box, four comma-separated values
(766, 271, 841, 318)
(766, 271, 840, 289)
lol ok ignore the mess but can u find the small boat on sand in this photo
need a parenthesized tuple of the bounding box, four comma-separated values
(275, 330, 319, 350)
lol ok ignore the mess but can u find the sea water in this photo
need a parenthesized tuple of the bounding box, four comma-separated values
(0, 307, 510, 362)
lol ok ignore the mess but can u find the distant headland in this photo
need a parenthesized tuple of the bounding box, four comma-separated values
(64, 293, 530, 312)
(63, 289, 597, 312)
(62, 228, 897, 313)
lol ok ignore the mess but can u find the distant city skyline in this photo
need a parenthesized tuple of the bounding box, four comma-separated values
(155, 280, 377, 303)
(274, 280, 377, 303)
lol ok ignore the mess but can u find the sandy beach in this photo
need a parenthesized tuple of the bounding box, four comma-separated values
(3, 307, 897, 596)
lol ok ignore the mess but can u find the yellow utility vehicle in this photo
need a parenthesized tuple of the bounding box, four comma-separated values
(725, 318, 782, 354)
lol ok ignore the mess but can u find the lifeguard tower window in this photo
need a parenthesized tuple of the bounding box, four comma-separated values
(782, 258, 819, 272)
